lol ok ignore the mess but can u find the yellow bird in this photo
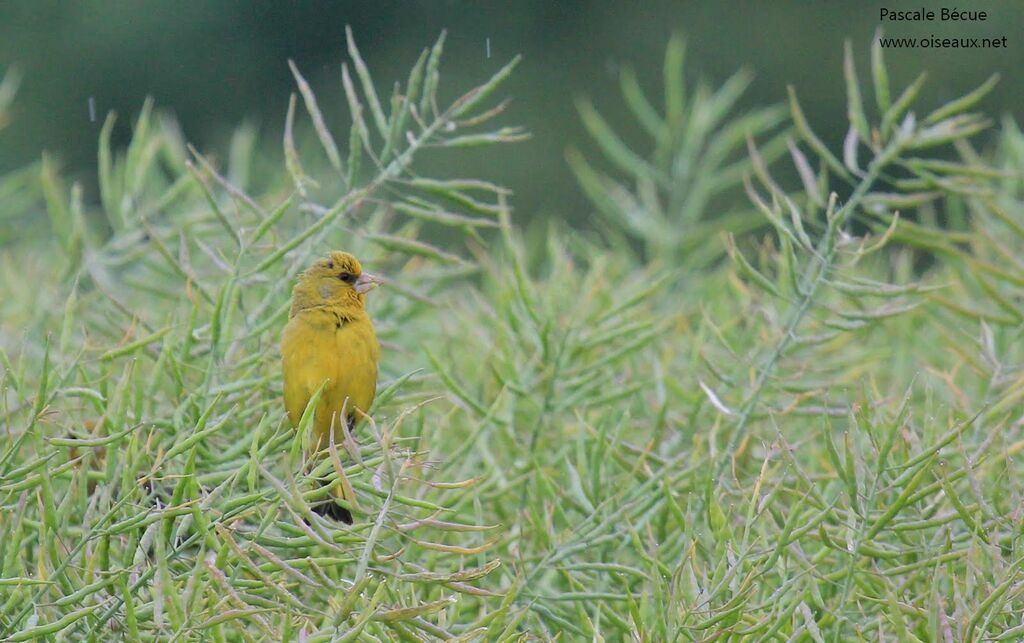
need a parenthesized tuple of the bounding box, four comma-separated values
(281, 251, 381, 522)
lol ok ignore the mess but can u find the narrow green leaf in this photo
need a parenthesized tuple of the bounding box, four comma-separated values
(346, 25, 389, 137)
(288, 59, 344, 175)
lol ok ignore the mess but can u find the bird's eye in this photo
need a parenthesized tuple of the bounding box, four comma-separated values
(327, 261, 334, 269)
(339, 272, 353, 283)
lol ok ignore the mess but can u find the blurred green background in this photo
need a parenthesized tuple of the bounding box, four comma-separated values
(1, 0, 1021, 220)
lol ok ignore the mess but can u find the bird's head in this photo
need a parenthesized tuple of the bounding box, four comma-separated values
(291, 251, 381, 315)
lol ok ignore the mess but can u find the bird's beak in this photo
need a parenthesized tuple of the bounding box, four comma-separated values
(354, 272, 381, 294)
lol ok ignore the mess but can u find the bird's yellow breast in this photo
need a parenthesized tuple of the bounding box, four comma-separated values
(281, 307, 379, 449)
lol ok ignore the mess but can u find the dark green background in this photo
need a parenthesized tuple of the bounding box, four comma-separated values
(1, 0, 1021, 219)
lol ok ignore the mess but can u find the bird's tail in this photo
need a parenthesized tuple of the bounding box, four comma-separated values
(309, 413, 359, 523)
(311, 479, 353, 524)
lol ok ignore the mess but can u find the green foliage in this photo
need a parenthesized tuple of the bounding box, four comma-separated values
(0, 33, 520, 640)
(3, 33, 1024, 641)
(568, 34, 787, 266)
(0, 67, 43, 249)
